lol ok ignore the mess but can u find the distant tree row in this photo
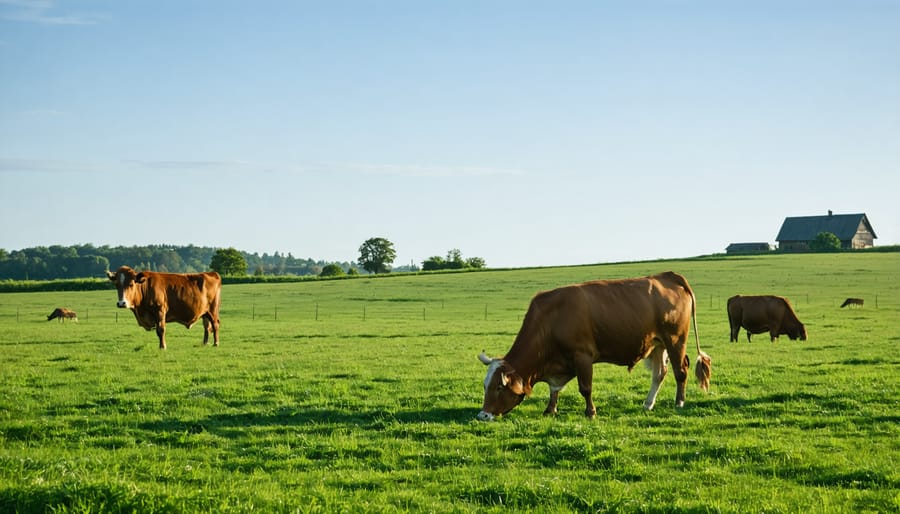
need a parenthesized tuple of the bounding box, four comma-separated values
(0, 240, 487, 281)
(355, 238, 486, 274)
(422, 249, 486, 271)
(0, 244, 354, 280)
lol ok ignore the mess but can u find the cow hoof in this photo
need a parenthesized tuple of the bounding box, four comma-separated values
(584, 410, 597, 419)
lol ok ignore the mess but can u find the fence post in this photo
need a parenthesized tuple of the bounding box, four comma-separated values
(275, 305, 278, 321)
(252, 303, 256, 321)
(484, 304, 488, 320)
(315, 303, 319, 321)
(363, 305, 366, 321)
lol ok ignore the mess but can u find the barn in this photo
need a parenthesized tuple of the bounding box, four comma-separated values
(776, 211, 877, 251)
(726, 242, 773, 254)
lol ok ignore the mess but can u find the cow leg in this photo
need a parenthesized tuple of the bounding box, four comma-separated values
(664, 336, 689, 408)
(573, 354, 596, 419)
(202, 316, 211, 345)
(207, 314, 220, 346)
(544, 386, 563, 416)
(156, 323, 167, 349)
(729, 324, 738, 343)
(643, 347, 668, 410)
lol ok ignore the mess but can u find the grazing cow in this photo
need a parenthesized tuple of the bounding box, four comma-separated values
(47, 307, 78, 323)
(476, 271, 711, 421)
(106, 266, 221, 349)
(840, 298, 864, 308)
(727, 295, 807, 343)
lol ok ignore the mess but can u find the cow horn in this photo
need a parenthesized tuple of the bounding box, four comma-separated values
(478, 351, 492, 365)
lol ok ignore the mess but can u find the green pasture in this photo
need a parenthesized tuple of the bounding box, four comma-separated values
(1, 253, 898, 513)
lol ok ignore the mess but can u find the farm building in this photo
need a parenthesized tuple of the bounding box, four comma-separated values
(776, 211, 877, 251)
(726, 242, 773, 254)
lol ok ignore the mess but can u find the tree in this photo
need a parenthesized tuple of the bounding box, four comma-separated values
(358, 237, 396, 274)
(810, 232, 841, 252)
(466, 256, 486, 269)
(422, 249, 486, 271)
(422, 256, 446, 271)
(209, 247, 248, 276)
(320, 263, 345, 277)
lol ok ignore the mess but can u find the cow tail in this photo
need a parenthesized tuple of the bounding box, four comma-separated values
(691, 290, 712, 392)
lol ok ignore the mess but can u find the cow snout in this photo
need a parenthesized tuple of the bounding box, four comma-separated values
(476, 410, 495, 422)
(116, 300, 128, 308)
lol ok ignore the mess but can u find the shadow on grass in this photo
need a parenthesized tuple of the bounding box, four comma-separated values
(136, 405, 479, 439)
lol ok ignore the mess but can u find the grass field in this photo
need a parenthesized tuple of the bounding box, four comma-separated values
(1, 253, 898, 513)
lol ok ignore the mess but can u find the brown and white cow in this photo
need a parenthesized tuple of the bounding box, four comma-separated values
(477, 271, 711, 421)
(47, 307, 78, 322)
(727, 295, 806, 343)
(107, 266, 221, 349)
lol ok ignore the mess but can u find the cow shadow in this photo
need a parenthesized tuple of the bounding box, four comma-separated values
(135, 405, 478, 439)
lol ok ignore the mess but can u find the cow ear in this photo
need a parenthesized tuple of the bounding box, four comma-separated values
(502, 372, 526, 395)
(135, 272, 146, 284)
(106, 271, 116, 281)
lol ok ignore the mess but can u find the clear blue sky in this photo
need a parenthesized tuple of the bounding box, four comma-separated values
(2, 1, 898, 268)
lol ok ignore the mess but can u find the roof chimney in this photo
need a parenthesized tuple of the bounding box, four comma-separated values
(828, 210, 833, 216)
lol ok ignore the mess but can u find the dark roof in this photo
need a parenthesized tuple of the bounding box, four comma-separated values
(776, 213, 877, 242)
(727, 242, 771, 250)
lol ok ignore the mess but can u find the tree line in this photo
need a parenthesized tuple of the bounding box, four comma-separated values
(0, 244, 354, 281)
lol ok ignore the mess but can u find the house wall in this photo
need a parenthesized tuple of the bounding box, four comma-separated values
(779, 241, 808, 252)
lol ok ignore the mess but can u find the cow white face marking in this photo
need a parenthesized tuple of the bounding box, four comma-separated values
(116, 273, 129, 307)
(108, 267, 139, 309)
(478, 356, 526, 420)
(483, 360, 502, 392)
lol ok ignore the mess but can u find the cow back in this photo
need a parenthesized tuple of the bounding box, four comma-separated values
(510, 272, 694, 369)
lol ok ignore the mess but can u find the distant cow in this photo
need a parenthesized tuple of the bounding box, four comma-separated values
(47, 307, 78, 322)
(727, 295, 807, 343)
(107, 266, 221, 349)
(840, 298, 864, 308)
(476, 272, 711, 421)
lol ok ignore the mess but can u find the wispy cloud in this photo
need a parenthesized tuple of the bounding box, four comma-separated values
(0, 158, 255, 174)
(0, 0, 107, 25)
(0, 158, 527, 178)
(328, 162, 526, 178)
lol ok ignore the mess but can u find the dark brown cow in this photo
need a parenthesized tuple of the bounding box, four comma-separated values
(476, 271, 711, 421)
(107, 266, 221, 349)
(840, 298, 864, 308)
(47, 307, 78, 322)
(727, 295, 807, 343)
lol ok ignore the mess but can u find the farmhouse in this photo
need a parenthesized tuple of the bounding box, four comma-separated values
(776, 211, 877, 251)
(726, 242, 772, 254)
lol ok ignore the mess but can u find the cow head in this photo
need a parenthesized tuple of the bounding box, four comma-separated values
(106, 266, 145, 309)
(477, 351, 527, 421)
(791, 323, 808, 341)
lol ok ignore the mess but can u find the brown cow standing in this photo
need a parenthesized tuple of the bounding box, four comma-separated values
(477, 271, 711, 421)
(727, 295, 807, 343)
(107, 266, 221, 349)
(47, 307, 78, 322)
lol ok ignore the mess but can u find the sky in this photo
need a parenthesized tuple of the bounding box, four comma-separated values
(1, 1, 898, 269)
